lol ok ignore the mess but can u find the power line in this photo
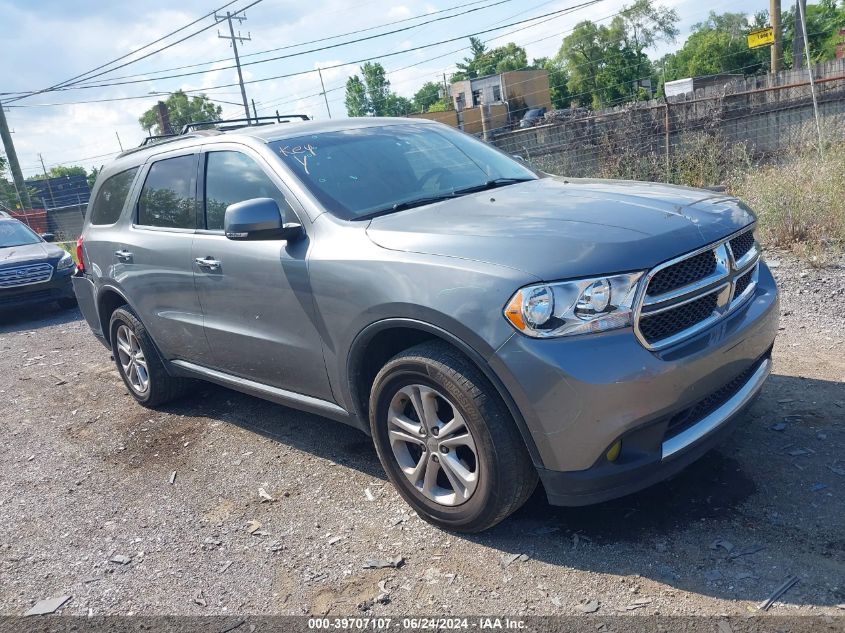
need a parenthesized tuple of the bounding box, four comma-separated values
(56, 0, 508, 90)
(18, 0, 521, 96)
(4, 0, 263, 104)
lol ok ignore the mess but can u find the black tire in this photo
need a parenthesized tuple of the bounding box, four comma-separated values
(109, 306, 189, 407)
(369, 341, 537, 532)
(57, 297, 77, 310)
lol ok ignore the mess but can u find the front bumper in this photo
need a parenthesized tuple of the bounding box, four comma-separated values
(0, 266, 75, 311)
(491, 262, 779, 506)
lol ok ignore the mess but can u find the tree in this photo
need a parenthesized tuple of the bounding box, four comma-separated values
(557, 1, 678, 109)
(87, 167, 100, 190)
(30, 165, 87, 181)
(344, 62, 414, 117)
(782, 0, 845, 66)
(660, 12, 768, 86)
(452, 38, 529, 80)
(413, 81, 443, 113)
(138, 90, 222, 134)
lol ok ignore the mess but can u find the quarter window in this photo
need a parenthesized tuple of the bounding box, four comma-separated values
(137, 155, 197, 229)
(204, 151, 292, 231)
(89, 168, 138, 225)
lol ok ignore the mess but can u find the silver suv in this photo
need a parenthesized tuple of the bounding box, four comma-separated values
(73, 117, 779, 532)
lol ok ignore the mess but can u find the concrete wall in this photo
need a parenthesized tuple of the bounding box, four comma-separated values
(408, 110, 458, 126)
(461, 104, 509, 135)
(501, 70, 552, 111)
(491, 59, 845, 177)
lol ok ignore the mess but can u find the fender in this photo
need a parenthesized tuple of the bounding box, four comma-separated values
(346, 317, 544, 468)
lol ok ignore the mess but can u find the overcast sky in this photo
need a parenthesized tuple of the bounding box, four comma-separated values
(1, 0, 767, 178)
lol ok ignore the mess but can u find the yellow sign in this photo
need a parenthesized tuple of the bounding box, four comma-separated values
(748, 27, 775, 49)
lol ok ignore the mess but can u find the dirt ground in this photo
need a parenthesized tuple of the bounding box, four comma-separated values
(0, 252, 842, 617)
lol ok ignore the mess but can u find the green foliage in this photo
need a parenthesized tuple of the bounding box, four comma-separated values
(660, 12, 768, 84)
(30, 165, 87, 181)
(413, 81, 444, 113)
(138, 90, 222, 134)
(344, 63, 414, 117)
(782, 0, 845, 66)
(87, 167, 100, 190)
(452, 37, 529, 80)
(426, 99, 450, 113)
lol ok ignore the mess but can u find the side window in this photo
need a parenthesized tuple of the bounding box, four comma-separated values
(90, 168, 138, 225)
(204, 151, 294, 231)
(137, 155, 197, 229)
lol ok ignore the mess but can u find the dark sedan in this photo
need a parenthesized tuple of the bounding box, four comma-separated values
(0, 217, 77, 312)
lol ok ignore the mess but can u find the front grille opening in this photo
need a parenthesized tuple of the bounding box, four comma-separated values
(665, 362, 759, 440)
(734, 267, 754, 298)
(648, 250, 717, 297)
(640, 292, 718, 344)
(730, 231, 755, 261)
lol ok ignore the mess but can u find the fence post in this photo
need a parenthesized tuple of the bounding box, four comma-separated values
(664, 100, 671, 182)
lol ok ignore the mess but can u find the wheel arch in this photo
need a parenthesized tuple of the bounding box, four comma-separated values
(96, 285, 132, 344)
(346, 318, 543, 468)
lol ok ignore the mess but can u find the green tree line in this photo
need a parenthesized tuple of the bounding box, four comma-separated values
(345, 0, 845, 115)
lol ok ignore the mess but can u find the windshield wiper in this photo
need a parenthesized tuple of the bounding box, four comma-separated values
(357, 193, 458, 220)
(453, 177, 535, 195)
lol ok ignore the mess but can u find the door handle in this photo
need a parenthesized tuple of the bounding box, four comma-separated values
(114, 249, 133, 262)
(195, 256, 222, 271)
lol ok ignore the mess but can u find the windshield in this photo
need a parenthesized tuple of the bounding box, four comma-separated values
(270, 124, 537, 219)
(0, 220, 41, 248)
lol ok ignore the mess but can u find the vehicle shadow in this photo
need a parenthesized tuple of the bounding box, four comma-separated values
(162, 371, 842, 607)
(0, 303, 82, 333)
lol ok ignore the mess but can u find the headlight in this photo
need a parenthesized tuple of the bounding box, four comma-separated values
(504, 272, 644, 338)
(57, 252, 75, 271)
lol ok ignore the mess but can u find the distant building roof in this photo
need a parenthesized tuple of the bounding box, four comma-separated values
(25, 174, 90, 210)
(664, 74, 745, 98)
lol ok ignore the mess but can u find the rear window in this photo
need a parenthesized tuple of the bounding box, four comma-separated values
(137, 155, 197, 229)
(89, 168, 138, 225)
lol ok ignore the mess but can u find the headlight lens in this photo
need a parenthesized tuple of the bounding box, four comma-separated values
(504, 272, 644, 338)
(57, 252, 75, 271)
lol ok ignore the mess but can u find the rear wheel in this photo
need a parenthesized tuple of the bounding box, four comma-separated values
(369, 341, 537, 532)
(109, 306, 189, 407)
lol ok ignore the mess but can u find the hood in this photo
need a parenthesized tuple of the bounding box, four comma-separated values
(366, 177, 755, 281)
(0, 241, 63, 267)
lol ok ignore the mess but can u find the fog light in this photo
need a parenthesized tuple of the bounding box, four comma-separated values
(606, 441, 621, 462)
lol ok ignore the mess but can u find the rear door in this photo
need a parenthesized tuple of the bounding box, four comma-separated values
(192, 145, 332, 400)
(113, 152, 212, 364)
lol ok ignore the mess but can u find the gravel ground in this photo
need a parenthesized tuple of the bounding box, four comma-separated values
(0, 252, 843, 618)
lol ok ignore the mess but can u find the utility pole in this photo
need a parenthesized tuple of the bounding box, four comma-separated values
(793, 0, 807, 68)
(156, 101, 173, 135)
(38, 154, 57, 209)
(317, 68, 331, 119)
(0, 100, 32, 209)
(216, 10, 252, 123)
(770, 0, 782, 73)
(798, 0, 823, 156)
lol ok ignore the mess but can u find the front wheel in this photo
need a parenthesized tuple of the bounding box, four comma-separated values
(369, 341, 537, 532)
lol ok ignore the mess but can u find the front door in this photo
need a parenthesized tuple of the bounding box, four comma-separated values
(192, 147, 332, 401)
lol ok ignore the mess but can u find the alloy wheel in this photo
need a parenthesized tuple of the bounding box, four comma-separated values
(386, 384, 479, 506)
(115, 324, 150, 395)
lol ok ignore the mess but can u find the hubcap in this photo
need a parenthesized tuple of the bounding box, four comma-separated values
(115, 324, 150, 395)
(386, 384, 479, 506)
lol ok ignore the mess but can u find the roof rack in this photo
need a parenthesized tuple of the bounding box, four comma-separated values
(126, 114, 311, 155)
(180, 114, 310, 134)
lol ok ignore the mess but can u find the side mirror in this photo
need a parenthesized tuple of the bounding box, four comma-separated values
(41, 233, 55, 242)
(223, 198, 303, 242)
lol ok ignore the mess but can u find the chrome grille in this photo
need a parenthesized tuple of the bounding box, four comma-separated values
(648, 250, 716, 297)
(635, 228, 759, 350)
(0, 263, 54, 289)
(729, 231, 756, 261)
(640, 292, 719, 344)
